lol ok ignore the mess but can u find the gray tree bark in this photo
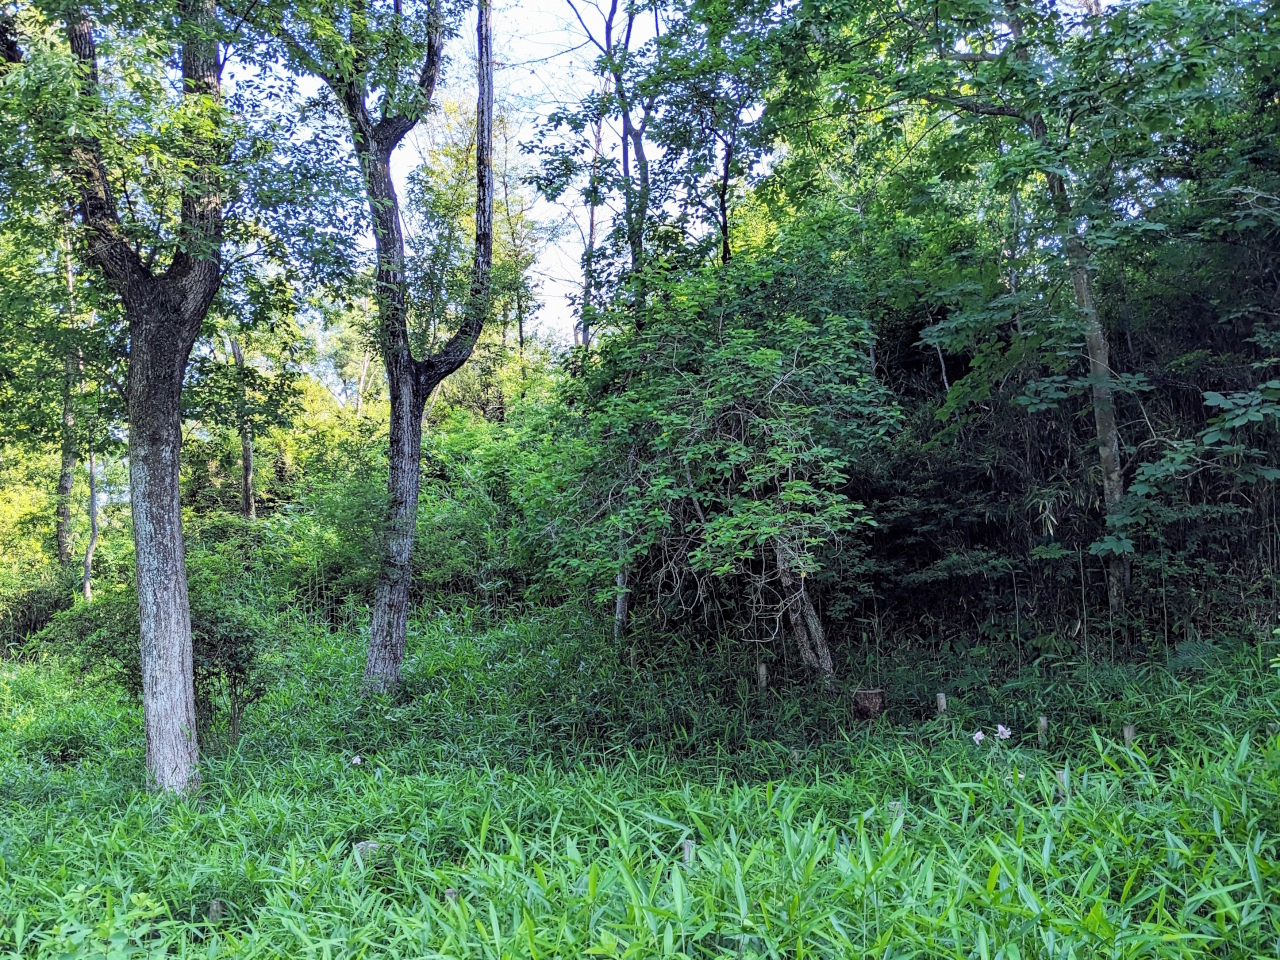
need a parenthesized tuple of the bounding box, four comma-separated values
(775, 540, 836, 688)
(328, 0, 493, 691)
(40, 1, 223, 791)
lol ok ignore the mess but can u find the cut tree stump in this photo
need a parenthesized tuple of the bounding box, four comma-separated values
(936, 692, 947, 716)
(854, 688, 886, 720)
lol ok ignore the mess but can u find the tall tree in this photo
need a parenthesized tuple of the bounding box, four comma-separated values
(2, 0, 227, 790)
(775, 0, 1234, 609)
(252, 0, 494, 690)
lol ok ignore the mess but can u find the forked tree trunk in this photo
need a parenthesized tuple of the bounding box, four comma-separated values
(775, 541, 836, 688)
(354, 0, 492, 691)
(229, 338, 255, 519)
(82, 449, 98, 600)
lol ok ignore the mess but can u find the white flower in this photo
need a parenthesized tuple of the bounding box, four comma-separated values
(972, 730, 985, 745)
(996, 724, 1012, 740)
(351, 755, 363, 765)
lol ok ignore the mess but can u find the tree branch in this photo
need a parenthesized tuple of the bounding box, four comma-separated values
(418, 0, 493, 387)
(62, 10, 152, 296)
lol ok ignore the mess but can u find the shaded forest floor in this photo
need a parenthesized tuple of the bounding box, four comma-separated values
(3, 609, 1280, 958)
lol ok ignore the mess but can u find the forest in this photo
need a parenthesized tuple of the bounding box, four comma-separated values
(1, 0, 1279, 954)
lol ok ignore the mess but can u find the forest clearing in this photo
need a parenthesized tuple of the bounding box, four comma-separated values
(2, 0, 1279, 954)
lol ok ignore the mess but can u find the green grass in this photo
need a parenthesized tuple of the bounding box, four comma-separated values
(2, 610, 1280, 958)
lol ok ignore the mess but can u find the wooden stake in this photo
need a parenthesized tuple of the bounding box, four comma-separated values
(682, 839, 696, 865)
(1055, 766, 1069, 796)
(757, 661, 768, 694)
(1123, 724, 1135, 748)
(936, 692, 947, 716)
(1038, 716, 1049, 749)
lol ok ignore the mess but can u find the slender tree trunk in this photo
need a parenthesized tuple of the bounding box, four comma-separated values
(580, 110, 605, 348)
(1035, 122, 1127, 607)
(56, 350, 78, 564)
(56, 239, 78, 564)
(1063, 237, 1123, 513)
(1048, 172, 1127, 607)
(717, 133, 734, 264)
(83, 449, 98, 601)
(355, 347, 370, 418)
(614, 549, 631, 646)
(130, 315, 201, 791)
(1066, 235, 1128, 607)
(516, 286, 525, 358)
(229, 338, 255, 519)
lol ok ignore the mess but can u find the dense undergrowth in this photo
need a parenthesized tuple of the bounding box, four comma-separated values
(3, 603, 1279, 958)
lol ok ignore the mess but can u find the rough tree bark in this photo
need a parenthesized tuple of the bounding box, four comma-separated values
(775, 540, 836, 687)
(0, 2, 227, 790)
(327, 0, 493, 691)
(229, 338, 256, 519)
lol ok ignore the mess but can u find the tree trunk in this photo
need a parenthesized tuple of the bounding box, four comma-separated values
(129, 317, 201, 792)
(55, 0, 221, 792)
(83, 449, 98, 601)
(229, 338, 255, 519)
(355, 346, 370, 418)
(580, 109, 605, 348)
(56, 350, 78, 564)
(364, 375, 427, 691)
(1040, 143, 1127, 609)
(351, 0, 492, 691)
(717, 133, 734, 264)
(1054, 197, 1127, 608)
(775, 540, 836, 687)
(614, 561, 631, 646)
